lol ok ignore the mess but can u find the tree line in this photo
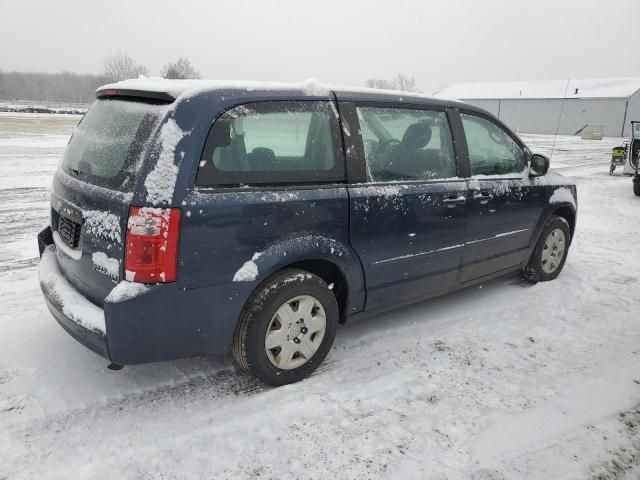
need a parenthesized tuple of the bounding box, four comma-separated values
(0, 51, 419, 104)
(0, 71, 109, 104)
(0, 51, 202, 104)
(365, 74, 419, 92)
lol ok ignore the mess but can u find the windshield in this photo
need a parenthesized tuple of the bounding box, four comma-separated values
(61, 98, 166, 192)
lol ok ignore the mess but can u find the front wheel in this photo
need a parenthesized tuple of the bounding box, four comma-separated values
(634, 179, 640, 197)
(232, 269, 338, 386)
(526, 216, 571, 282)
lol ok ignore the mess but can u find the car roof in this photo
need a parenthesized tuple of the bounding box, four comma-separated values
(96, 78, 469, 110)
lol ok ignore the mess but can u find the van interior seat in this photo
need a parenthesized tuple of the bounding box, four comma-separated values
(388, 122, 434, 179)
(402, 122, 432, 150)
(247, 147, 276, 171)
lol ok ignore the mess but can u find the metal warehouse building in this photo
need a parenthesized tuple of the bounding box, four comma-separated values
(435, 78, 640, 137)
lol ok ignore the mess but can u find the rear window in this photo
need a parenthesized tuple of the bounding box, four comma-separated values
(61, 98, 166, 192)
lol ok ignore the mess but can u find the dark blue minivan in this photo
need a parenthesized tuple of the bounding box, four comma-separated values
(38, 79, 577, 385)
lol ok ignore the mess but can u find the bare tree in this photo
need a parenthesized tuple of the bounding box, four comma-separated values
(365, 78, 395, 90)
(365, 74, 420, 93)
(103, 51, 148, 83)
(392, 74, 418, 92)
(161, 57, 201, 79)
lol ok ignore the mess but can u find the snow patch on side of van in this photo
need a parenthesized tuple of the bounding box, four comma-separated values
(549, 187, 576, 208)
(144, 118, 187, 205)
(91, 252, 120, 278)
(259, 191, 302, 202)
(83, 210, 121, 243)
(105, 281, 149, 303)
(233, 252, 263, 282)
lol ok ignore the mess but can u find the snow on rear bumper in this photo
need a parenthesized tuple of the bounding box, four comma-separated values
(39, 246, 106, 334)
(39, 246, 110, 359)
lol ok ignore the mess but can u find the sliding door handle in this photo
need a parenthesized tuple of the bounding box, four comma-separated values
(473, 193, 494, 204)
(443, 195, 467, 207)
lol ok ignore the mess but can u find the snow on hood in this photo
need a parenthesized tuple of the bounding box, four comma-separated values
(549, 187, 577, 208)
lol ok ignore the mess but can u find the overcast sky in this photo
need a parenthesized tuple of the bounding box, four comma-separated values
(1, 0, 638, 94)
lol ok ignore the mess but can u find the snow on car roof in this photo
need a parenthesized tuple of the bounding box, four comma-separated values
(96, 77, 434, 101)
(435, 77, 640, 100)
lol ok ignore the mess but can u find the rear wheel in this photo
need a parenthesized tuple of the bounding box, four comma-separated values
(232, 269, 338, 386)
(526, 216, 571, 282)
(610, 164, 615, 175)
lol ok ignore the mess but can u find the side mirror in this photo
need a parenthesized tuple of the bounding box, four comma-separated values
(530, 153, 550, 177)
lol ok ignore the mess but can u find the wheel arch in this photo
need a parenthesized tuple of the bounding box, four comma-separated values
(522, 202, 576, 269)
(249, 233, 366, 323)
(551, 204, 576, 243)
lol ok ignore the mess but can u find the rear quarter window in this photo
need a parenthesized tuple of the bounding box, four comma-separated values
(61, 98, 166, 192)
(196, 101, 344, 187)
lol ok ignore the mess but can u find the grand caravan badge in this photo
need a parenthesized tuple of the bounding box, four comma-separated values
(91, 252, 120, 282)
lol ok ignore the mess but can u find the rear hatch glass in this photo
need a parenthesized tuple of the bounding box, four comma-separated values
(61, 98, 166, 192)
(52, 98, 168, 306)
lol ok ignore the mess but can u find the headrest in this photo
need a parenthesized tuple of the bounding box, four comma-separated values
(247, 147, 276, 169)
(402, 122, 432, 149)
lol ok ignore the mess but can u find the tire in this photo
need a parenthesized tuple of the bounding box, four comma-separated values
(232, 268, 339, 386)
(610, 164, 615, 175)
(634, 179, 640, 197)
(526, 215, 571, 282)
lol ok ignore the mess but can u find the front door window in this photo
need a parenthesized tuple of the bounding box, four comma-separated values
(461, 113, 526, 176)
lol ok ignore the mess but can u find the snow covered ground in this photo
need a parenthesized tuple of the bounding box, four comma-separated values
(0, 113, 639, 479)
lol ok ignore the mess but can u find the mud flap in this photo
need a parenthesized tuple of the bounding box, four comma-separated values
(521, 265, 539, 284)
(37, 226, 53, 257)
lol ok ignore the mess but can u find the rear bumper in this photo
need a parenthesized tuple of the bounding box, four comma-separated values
(37, 227, 254, 366)
(39, 241, 110, 360)
(43, 293, 110, 360)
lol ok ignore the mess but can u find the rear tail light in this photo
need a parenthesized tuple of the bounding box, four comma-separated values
(124, 207, 181, 283)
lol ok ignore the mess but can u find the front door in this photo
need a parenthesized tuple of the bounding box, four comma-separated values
(345, 104, 468, 309)
(457, 112, 542, 282)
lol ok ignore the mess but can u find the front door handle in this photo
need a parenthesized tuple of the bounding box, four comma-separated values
(443, 195, 467, 207)
(473, 193, 494, 204)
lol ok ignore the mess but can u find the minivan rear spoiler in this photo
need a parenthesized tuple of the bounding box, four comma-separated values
(96, 88, 175, 103)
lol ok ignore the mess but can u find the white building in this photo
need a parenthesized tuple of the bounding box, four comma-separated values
(435, 78, 640, 137)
